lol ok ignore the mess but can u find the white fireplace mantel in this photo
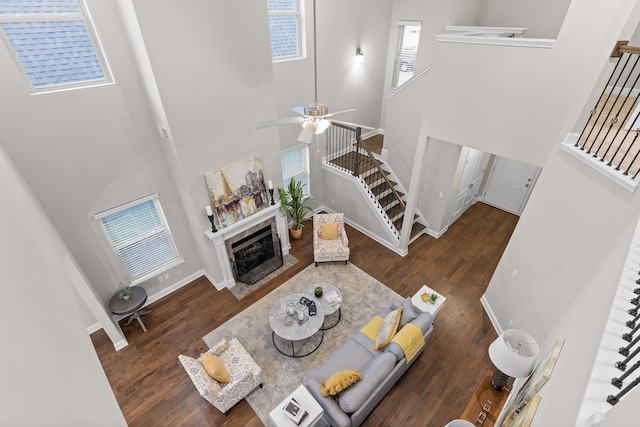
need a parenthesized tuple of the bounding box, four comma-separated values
(204, 203, 290, 289)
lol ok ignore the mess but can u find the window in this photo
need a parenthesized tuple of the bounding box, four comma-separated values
(0, 0, 111, 93)
(281, 144, 310, 196)
(94, 194, 182, 285)
(267, 0, 303, 61)
(391, 21, 421, 90)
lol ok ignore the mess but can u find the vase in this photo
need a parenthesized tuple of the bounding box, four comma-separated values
(290, 227, 303, 239)
(314, 288, 323, 298)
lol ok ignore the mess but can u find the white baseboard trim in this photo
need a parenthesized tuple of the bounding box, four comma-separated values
(87, 322, 102, 334)
(480, 294, 503, 335)
(426, 226, 448, 239)
(114, 339, 128, 351)
(145, 270, 205, 306)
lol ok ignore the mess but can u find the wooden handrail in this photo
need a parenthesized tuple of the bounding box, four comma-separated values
(612, 41, 640, 57)
(342, 125, 406, 211)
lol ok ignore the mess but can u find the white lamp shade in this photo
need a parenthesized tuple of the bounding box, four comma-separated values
(489, 329, 539, 378)
(297, 121, 317, 144)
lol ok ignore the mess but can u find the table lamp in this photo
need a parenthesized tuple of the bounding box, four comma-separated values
(488, 329, 539, 390)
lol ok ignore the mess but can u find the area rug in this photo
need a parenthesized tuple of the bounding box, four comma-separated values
(202, 262, 402, 426)
(228, 254, 299, 300)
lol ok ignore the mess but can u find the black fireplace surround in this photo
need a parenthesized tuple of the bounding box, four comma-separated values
(225, 217, 283, 285)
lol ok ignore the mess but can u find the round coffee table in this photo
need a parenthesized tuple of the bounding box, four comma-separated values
(269, 293, 325, 358)
(311, 283, 342, 330)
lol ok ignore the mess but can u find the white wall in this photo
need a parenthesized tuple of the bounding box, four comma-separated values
(270, 0, 393, 212)
(322, 168, 394, 246)
(476, 0, 572, 39)
(131, 0, 283, 284)
(0, 0, 203, 328)
(478, 2, 640, 424)
(0, 144, 126, 426)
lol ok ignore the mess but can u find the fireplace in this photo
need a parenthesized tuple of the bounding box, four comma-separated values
(224, 216, 283, 285)
(205, 204, 290, 289)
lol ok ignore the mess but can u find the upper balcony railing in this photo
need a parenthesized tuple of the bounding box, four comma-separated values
(436, 26, 555, 49)
(562, 42, 640, 192)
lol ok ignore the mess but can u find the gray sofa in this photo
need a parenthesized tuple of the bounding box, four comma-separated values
(305, 298, 434, 427)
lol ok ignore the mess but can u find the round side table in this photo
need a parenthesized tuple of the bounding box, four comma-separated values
(108, 285, 152, 332)
(311, 282, 342, 330)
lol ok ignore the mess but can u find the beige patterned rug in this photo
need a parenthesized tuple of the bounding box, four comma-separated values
(202, 262, 402, 425)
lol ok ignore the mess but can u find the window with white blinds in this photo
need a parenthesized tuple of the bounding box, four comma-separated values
(281, 144, 310, 196)
(267, 0, 303, 61)
(0, 0, 111, 93)
(94, 194, 182, 285)
(391, 21, 421, 90)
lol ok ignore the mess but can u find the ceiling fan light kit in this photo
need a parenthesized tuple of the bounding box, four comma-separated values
(304, 103, 329, 117)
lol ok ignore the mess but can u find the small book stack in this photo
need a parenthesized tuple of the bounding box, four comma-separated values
(325, 290, 342, 307)
(282, 397, 308, 425)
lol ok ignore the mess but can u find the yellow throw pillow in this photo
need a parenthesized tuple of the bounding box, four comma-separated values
(320, 222, 339, 240)
(201, 353, 230, 384)
(373, 307, 403, 351)
(320, 370, 363, 396)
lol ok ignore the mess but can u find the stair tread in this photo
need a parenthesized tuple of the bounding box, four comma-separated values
(393, 214, 419, 231)
(410, 222, 426, 239)
(364, 170, 391, 185)
(378, 192, 404, 208)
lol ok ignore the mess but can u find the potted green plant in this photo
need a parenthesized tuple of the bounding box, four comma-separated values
(429, 293, 440, 304)
(118, 286, 133, 300)
(314, 286, 323, 298)
(278, 178, 312, 239)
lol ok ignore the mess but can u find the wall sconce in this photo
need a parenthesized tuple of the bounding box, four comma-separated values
(355, 48, 364, 64)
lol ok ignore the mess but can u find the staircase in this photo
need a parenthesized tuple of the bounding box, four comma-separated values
(324, 125, 426, 244)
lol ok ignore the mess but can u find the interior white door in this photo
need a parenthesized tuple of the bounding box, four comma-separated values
(451, 149, 489, 223)
(483, 156, 540, 215)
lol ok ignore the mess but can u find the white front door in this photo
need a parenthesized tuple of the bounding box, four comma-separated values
(483, 156, 540, 215)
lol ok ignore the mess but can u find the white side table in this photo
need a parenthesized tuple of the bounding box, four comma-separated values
(411, 285, 447, 317)
(269, 384, 324, 427)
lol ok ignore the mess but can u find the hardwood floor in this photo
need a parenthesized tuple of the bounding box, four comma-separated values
(91, 202, 518, 427)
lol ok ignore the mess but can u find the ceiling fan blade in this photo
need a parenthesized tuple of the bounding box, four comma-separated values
(291, 106, 307, 116)
(323, 108, 357, 118)
(297, 122, 317, 144)
(255, 116, 303, 129)
(329, 119, 375, 131)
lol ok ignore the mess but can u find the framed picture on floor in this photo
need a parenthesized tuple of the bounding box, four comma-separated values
(502, 337, 565, 427)
(510, 394, 541, 427)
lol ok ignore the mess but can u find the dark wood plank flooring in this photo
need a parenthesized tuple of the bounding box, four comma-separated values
(91, 202, 518, 427)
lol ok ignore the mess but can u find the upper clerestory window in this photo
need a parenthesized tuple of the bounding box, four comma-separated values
(0, 0, 112, 93)
(268, 0, 303, 62)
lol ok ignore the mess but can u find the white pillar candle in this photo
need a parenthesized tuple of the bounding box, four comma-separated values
(205, 206, 213, 216)
(267, 180, 273, 190)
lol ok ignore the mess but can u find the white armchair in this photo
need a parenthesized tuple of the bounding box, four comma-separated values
(179, 338, 262, 412)
(313, 213, 350, 266)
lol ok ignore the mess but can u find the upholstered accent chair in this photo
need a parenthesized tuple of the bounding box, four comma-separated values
(313, 213, 350, 266)
(178, 338, 262, 413)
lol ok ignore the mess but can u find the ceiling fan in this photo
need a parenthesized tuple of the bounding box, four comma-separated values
(256, 0, 373, 144)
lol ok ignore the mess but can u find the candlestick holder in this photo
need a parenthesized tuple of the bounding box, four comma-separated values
(207, 214, 217, 233)
(269, 188, 275, 205)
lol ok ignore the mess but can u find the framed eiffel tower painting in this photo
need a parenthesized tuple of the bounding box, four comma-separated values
(204, 155, 269, 228)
